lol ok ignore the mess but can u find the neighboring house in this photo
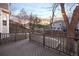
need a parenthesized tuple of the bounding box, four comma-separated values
(0, 3, 9, 33)
(39, 19, 50, 25)
(10, 15, 30, 29)
(51, 17, 79, 32)
(18, 19, 30, 29)
(10, 15, 19, 22)
(52, 20, 66, 31)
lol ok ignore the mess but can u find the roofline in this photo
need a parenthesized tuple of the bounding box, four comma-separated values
(53, 20, 64, 23)
(0, 8, 9, 14)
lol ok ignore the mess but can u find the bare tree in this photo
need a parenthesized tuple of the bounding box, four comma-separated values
(29, 13, 41, 29)
(33, 15, 40, 24)
(50, 4, 58, 29)
(29, 13, 34, 29)
(18, 8, 29, 20)
(17, 8, 29, 26)
(9, 3, 18, 33)
(41, 4, 58, 29)
(60, 3, 79, 53)
(9, 3, 17, 16)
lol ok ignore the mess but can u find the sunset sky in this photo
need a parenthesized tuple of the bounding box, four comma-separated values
(10, 3, 77, 19)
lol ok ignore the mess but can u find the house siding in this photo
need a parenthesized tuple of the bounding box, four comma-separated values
(0, 3, 9, 33)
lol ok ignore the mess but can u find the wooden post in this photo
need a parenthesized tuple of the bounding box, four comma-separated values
(0, 33, 1, 40)
(25, 30, 27, 39)
(43, 29, 45, 46)
(29, 29, 31, 41)
(0, 33, 1, 44)
(15, 33, 16, 41)
(29, 22, 32, 41)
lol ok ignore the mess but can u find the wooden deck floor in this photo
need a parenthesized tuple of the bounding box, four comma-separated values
(0, 39, 67, 56)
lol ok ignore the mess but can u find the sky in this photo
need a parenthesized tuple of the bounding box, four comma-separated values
(10, 3, 77, 20)
(11, 3, 53, 19)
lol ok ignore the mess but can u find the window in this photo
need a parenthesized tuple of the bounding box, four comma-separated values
(3, 20, 7, 26)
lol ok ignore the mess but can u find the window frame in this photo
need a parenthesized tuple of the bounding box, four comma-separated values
(3, 20, 7, 26)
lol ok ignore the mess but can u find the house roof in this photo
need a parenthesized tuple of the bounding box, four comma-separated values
(0, 3, 8, 10)
(53, 20, 64, 24)
(0, 3, 9, 14)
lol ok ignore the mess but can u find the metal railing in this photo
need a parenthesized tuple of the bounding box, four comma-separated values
(0, 29, 79, 56)
(29, 30, 79, 56)
(0, 32, 28, 45)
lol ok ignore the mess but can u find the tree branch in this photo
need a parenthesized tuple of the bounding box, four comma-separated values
(60, 3, 69, 28)
(70, 5, 79, 29)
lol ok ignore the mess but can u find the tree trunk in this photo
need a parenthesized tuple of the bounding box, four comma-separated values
(60, 3, 79, 54)
(65, 25, 75, 53)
